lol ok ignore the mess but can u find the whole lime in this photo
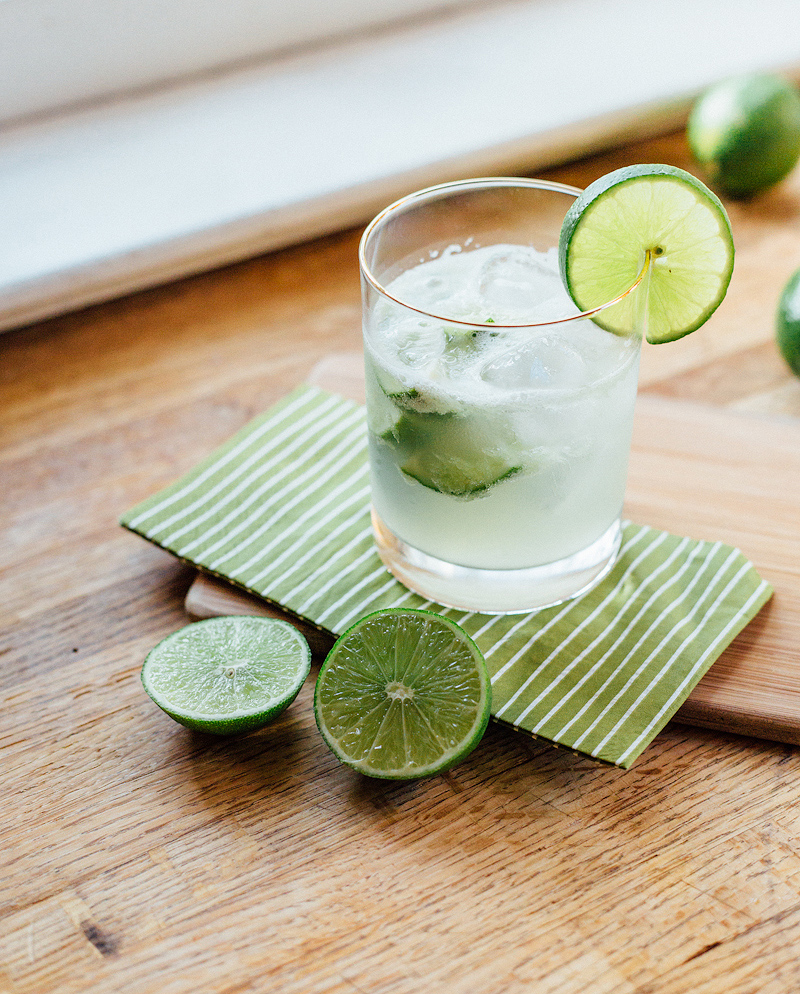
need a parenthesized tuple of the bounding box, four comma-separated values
(687, 73, 800, 197)
(776, 267, 800, 377)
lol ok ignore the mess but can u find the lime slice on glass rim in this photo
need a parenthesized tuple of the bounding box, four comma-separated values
(314, 609, 491, 779)
(141, 616, 311, 734)
(559, 163, 734, 343)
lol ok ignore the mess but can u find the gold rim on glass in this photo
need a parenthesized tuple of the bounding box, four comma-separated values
(358, 177, 649, 330)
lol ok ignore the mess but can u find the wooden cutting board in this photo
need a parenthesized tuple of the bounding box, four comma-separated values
(186, 353, 800, 747)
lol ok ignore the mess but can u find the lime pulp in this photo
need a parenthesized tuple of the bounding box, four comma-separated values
(314, 609, 491, 779)
(559, 163, 734, 343)
(141, 615, 312, 734)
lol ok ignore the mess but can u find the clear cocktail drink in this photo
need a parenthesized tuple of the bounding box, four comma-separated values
(359, 179, 644, 613)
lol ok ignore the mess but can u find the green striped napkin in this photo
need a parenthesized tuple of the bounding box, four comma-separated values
(121, 384, 772, 767)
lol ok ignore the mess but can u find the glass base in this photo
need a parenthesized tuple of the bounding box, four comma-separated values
(371, 511, 622, 615)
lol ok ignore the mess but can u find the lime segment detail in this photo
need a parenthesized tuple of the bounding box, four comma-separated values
(141, 616, 312, 734)
(314, 609, 491, 779)
(559, 163, 734, 343)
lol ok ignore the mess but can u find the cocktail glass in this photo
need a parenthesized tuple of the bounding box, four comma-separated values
(358, 177, 646, 614)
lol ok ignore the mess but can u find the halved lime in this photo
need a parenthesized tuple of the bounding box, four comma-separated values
(142, 616, 311, 734)
(776, 266, 800, 377)
(314, 609, 491, 779)
(688, 73, 800, 198)
(559, 163, 734, 343)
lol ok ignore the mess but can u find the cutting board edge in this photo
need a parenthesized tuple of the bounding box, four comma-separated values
(673, 705, 800, 748)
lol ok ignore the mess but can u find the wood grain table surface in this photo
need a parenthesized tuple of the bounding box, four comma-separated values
(3, 130, 800, 994)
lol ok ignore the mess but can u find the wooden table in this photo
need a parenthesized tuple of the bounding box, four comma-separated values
(3, 131, 800, 994)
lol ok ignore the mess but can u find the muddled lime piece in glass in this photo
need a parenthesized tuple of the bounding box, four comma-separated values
(392, 411, 521, 497)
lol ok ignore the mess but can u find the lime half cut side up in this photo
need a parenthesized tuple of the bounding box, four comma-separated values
(141, 616, 312, 734)
(314, 609, 491, 779)
(559, 163, 734, 343)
